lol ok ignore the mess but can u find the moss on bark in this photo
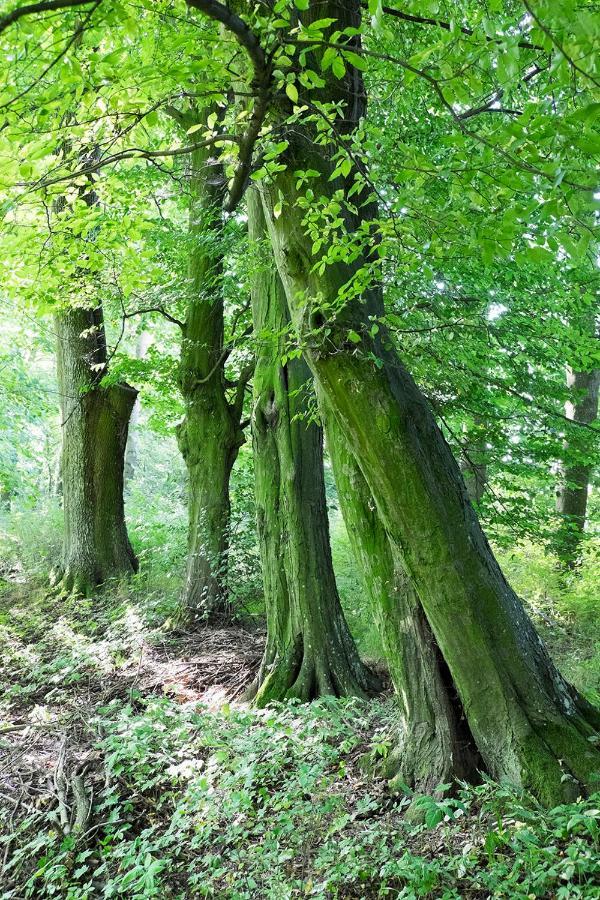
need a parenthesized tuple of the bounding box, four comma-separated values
(252, 0, 600, 801)
(325, 401, 481, 793)
(247, 189, 379, 705)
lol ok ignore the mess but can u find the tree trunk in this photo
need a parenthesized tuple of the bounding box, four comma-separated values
(254, 0, 600, 803)
(459, 419, 488, 506)
(247, 189, 379, 705)
(124, 330, 152, 486)
(53, 306, 138, 595)
(555, 366, 599, 568)
(176, 140, 245, 625)
(324, 402, 480, 792)
(261, 174, 600, 802)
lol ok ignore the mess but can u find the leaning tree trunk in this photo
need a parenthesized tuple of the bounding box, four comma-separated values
(324, 400, 480, 793)
(261, 177, 600, 804)
(555, 366, 599, 569)
(53, 305, 138, 596)
(254, 0, 600, 805)
(247, 190, 379, 705)
(176, 140, 245, 625)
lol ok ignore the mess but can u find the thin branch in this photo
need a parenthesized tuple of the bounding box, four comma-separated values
(0, 0, 94, 34)
(122, 305, 184, 329)
(377, 3, 543, 52)
(28, 135, 240, 190)
(522, 0, 600, 89)
(0, 0, 103, 111)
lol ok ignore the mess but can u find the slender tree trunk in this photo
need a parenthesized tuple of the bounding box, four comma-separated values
(459, 419, 488, 506)
(124, 330, 152, 486)
(324, 402, 480, 792)
(247, 190, 379, 704)
(555, 366, 599, 568)
(53, 306, 138, 595)
(176, 141, 245, 625)
(255, 0, 600, 804)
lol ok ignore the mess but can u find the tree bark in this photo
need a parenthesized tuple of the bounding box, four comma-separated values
(325, 402, 480, 792)
(176, 139, 245, 625)
(247, 189, 379, 704)
(555, 366, 599, 568)
(53, 305, 138, 595)
(255, 0, 600, 804)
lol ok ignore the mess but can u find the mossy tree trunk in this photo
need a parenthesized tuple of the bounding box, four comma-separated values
(247, 189, 379, 705)
(555, 366, 599, 568)
(255, 0, 600, 804)
(176, 140, 246, 625)
(53, 305, 138, 596)
(324, 402, 480, 793)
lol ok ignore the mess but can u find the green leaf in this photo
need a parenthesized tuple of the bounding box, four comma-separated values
(286, 82, 299, 104)
(332, 56, 346, 79)
(343, 50, 368, 72)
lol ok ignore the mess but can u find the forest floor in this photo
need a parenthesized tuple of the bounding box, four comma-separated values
(1, 570, 600, 899)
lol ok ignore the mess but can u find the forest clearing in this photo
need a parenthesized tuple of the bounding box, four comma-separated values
(0, 0, 599, 897)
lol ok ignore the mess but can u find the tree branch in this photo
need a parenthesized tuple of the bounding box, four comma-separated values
(185, 0, 267, 73)
(522, 0, 600, 89)
(29, 135, 240, 190)
(122, 305, 184, 330)
(231, 359, 255, 423)
(0, 0, 102, 112)
(377, 3, 543, 52)
(0, 0, 94, 34)
(185, 0, 272, 212)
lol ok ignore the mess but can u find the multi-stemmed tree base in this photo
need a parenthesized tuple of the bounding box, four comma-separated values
(249, 608, 381, 706)
(259, 167, 600, 806)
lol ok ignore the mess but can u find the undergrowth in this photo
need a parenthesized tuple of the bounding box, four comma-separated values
(2, 692, 600, 899)
(1, 505, 599, 898)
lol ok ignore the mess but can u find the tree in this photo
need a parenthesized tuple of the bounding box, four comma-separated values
(50, 162, 138, 594)
(250, 0, 600, 803)
(175, 130, 249, 624)
(53, 301, 138, 594)
(556, 365, 599, 568)
(247, 189, 378, 703)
